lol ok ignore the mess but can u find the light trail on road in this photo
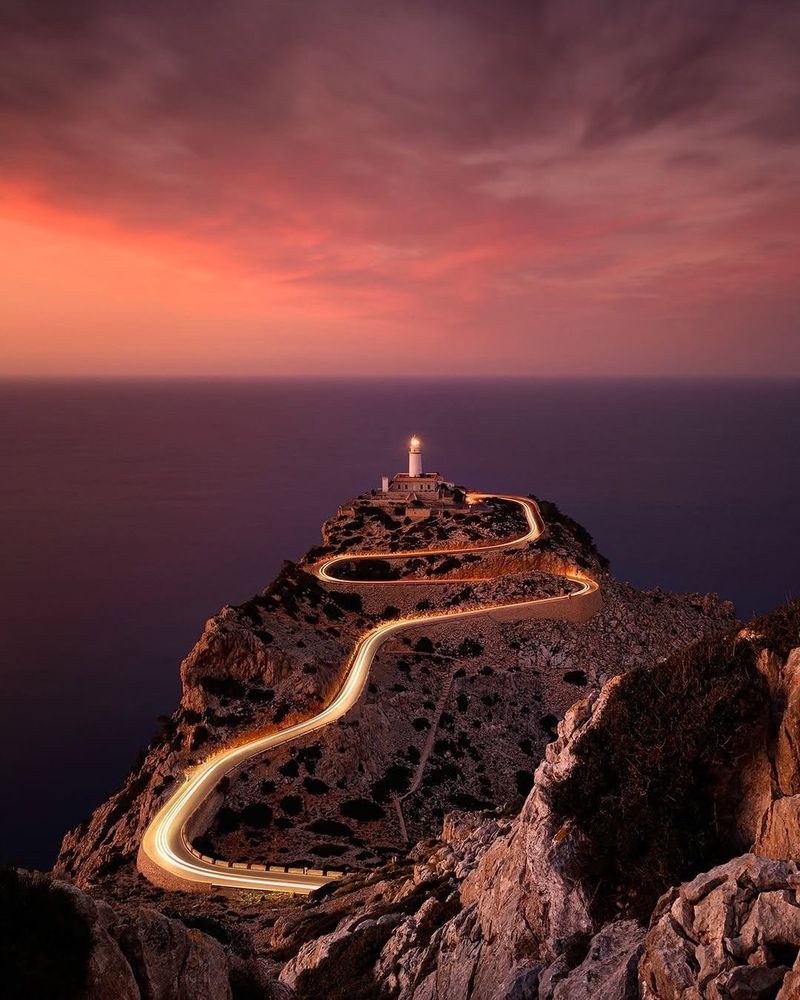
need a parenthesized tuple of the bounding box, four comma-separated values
(138, 493, 599, 895)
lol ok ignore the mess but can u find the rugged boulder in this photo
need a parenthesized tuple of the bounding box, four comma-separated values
(746, 646, 800, 860)
(639, 855, 800, 999)
(0, 868, 263, 1000)
(315, 606, 795, 1000)
(544, 920, 644, 1000)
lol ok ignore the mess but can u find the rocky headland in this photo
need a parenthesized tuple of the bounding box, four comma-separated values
(6, 491, 799, 999)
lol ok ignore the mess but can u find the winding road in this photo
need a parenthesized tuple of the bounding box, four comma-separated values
(138, 493, 600, 895)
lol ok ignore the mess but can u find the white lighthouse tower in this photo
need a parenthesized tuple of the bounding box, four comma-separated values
(380, 434, 452, 498)
(408, 436, 423, 477)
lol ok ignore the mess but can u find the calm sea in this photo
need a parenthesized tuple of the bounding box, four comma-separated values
(1, 377, 798, 869)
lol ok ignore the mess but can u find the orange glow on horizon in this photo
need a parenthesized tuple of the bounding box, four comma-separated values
(1, 0, 799, 377)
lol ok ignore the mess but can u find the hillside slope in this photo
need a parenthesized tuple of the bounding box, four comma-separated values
(56, 494, 733, 888)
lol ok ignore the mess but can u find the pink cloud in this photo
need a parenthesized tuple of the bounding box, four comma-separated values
(0, 0, 798, 374)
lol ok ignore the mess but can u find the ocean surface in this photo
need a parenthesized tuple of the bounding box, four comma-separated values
(1, 377, 798, 870)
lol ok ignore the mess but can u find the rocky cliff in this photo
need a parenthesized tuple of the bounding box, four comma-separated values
(0, 867, 289, 1000)
(40, 493, 799, 1000)
(56, 495, 733, 887)
(260, 602, 800, 1000)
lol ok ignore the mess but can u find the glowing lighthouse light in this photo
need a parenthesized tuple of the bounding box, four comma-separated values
(408, 436, 423, 477)
(379, 435, 449, 495)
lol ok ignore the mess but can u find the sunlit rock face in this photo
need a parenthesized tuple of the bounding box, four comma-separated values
(639, 856, 800, 1000)
(380, 613, 800, 1000)
(265, 606, 800, 1000)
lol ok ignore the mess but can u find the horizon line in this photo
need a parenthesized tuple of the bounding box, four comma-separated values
(2, 373, 800, 383)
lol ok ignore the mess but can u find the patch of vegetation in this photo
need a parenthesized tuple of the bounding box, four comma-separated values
(237, 596, 267, 625)
(303, 777, 329, 795)
(280, 795, 303, 816)
(423, 761, 459, 786)
(329, 591, 364, 613)
(0, 869, 92, 1000)
(189, 725, 210, 750)
(246, 686, 274, 704)
(371, 763, 412, 802)
(199, 676, 245, 699)
(751, 600, 800, 660)
(361, 505, 402, 530)
(432, 557, 461, 575)
(540, 713, 558, 738)
(216, 807, 241, 833)
(192, 833, 214, 855)
(240, 803, 273, 828)
(307, 819, 353, 837)
(457, 638, 484, 657)
(515, 770, 535, 797)
(298, 744, 323, 773)
(312, 844, 350, 857)
(549, 623, 774, 921)
(340, 799, 386, 822)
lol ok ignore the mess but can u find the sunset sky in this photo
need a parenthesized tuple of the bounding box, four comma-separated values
(1, 0, 799, 376)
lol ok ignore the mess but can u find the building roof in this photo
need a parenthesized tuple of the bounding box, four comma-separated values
(391, 472, 442, 480)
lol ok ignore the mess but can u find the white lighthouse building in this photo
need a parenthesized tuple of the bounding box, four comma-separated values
(380, 436, 450, 497)
(408, 436, 423, 477)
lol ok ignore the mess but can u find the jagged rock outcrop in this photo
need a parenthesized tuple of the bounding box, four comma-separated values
(0, 868, 275, 1000)
(273, 810, 502, 996)
(542, 920, 644, 1000)
(745, 646, 800, 861)
(274, 610, 791, 1000)
(639, 855, 800, 999)
(399, 691, 606, 999)
(47, 605, 800, 999)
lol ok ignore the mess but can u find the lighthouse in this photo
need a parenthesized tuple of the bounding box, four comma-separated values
(378, 436, 460, 504)
(408, 436, 423, 477)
